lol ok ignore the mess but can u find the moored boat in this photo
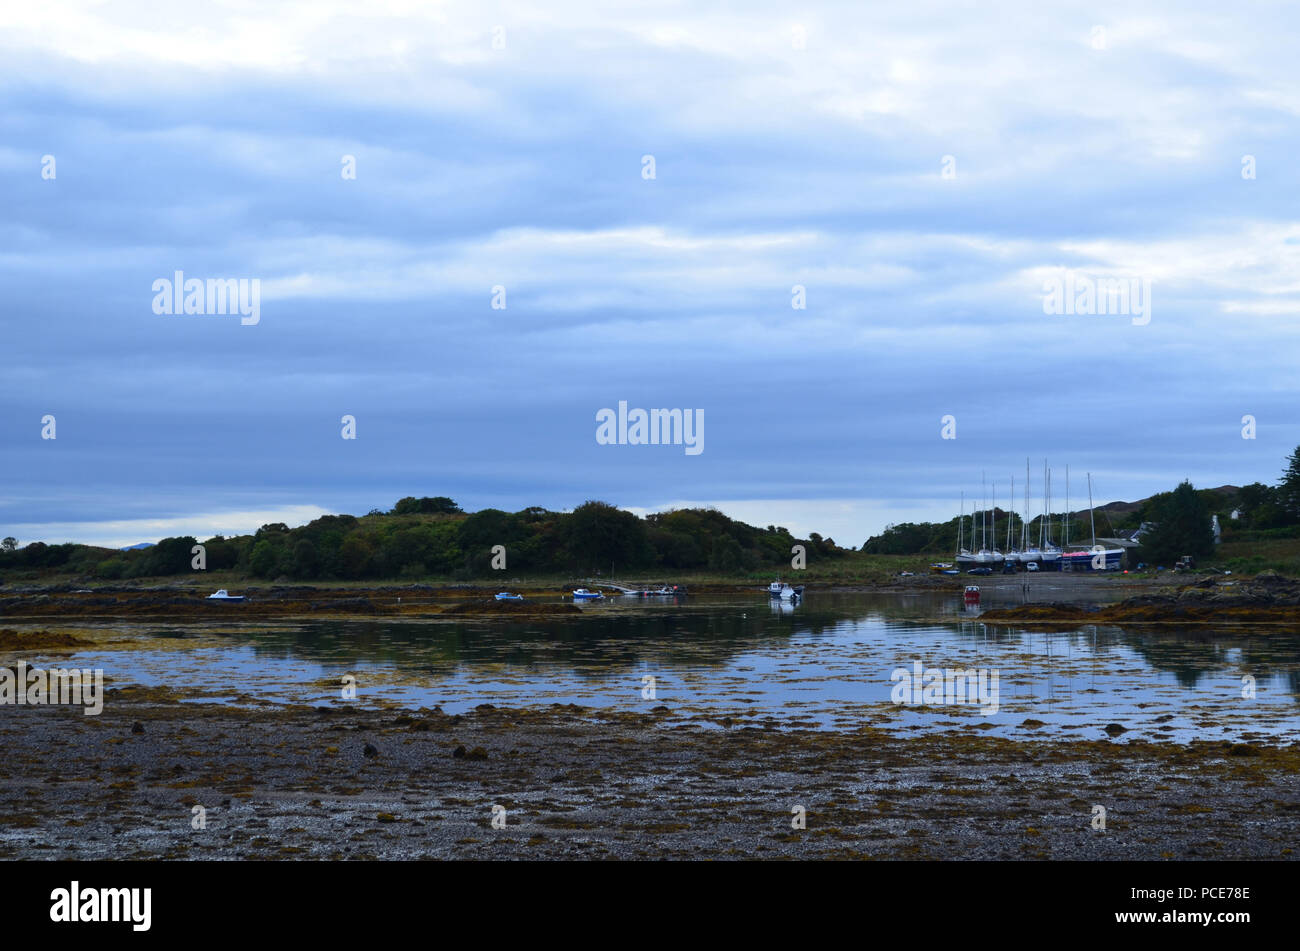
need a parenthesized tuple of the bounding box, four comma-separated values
(628, 584, 686, 597)
(494, 592, 524, 601)
(206, 589, 245, 602)
(572, 588, 605, 600)
(768, 581, 804, 600)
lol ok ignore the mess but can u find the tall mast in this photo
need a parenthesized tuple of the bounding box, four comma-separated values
(1046, 468, 1052, 547)
(1024, 458, 1030, 549)
(1065, 465, 1070, 548)
(1088, 472, 1097, 547)
(1008, 475, 1015, 551)
(1041, 460, 1047, 548)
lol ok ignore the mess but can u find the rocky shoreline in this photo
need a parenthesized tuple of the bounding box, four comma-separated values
(1, 696, 1296, 860)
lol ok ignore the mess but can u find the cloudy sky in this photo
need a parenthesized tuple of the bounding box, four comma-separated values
(3, 1, 1299, 548)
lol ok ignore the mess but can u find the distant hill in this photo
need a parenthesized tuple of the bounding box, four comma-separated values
(1091, 485, 1240, 518)
(119, 542, 154, 551)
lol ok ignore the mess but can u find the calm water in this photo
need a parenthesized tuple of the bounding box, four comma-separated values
(64, 592, 1300, 743)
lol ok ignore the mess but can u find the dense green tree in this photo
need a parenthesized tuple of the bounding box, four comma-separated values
(202, 535, 241, 571)
(391, 496, 462, 516)
(249, 539, 285, 578)
(1278, 447, 1300, 524)
(707, 535, 743, 571)
(1139, 480, 1215, 563)
(566, 501, 653, 571)
(337, 533, 375, 578)
(140, 536, 199, 575)
(291, 539, 319, 578)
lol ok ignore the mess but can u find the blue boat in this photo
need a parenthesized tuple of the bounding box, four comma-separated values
(572, 588, 605, 601)
(494, 592, 524, 601)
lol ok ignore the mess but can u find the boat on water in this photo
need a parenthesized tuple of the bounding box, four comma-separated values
(206, 589, 245, 602)
(572, 588, 605, 600)
(768, 581, 804, 600)
(627, 584, 686, 597)
(494, 592, 524, 601)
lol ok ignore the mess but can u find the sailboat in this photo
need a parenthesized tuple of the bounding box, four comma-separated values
(1061, 472, 1123, 570)
(1003, 473, 1020, 565)
(1040, 462, 1062, 569)
(955, 490, 978, 569)
(1017, 458, 1041, 563)
(974, 475, 1003, 565)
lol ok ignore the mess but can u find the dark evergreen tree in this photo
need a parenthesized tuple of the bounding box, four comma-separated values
(1140, 480, 1215, 563)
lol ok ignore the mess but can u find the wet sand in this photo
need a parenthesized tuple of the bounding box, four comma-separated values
(2, 694, 1296, 860)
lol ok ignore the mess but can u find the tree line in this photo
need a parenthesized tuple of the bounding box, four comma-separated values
(0, 499, 846, 581)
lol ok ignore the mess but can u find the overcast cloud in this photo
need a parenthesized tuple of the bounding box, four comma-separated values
(3, 1, 1298, 547)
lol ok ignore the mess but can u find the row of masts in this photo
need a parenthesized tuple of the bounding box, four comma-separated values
(957, 461, 1099, 558)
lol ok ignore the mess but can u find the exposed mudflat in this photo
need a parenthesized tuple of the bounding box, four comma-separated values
(0, 587, 585, 621)
(1, 696, 1296, 860)
(0, 628, 92, 651)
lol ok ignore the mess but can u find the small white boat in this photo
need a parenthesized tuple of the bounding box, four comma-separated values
(572, 588, 605, 601)
(494, 592, 524, 601)
(768, 581, 804, 600)
(206, 589, 245, 602)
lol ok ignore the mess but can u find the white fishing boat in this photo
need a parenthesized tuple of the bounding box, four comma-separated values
(768, 581, 804, 600)
(206, 589, 245, 602)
